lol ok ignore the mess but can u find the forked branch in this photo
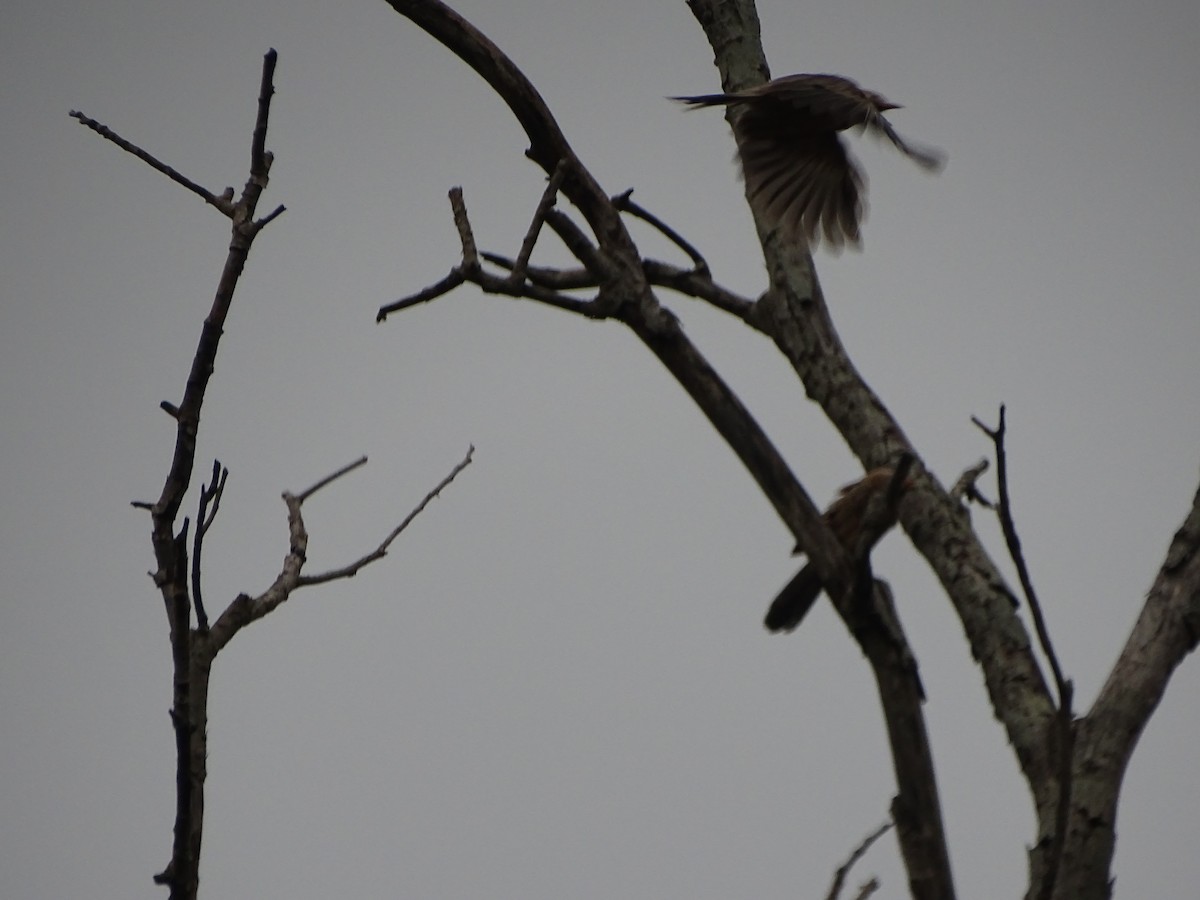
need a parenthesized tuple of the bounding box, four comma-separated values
(382, 5, 950, 898)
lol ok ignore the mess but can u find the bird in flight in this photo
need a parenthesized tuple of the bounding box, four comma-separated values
(673, 74, 944, 250)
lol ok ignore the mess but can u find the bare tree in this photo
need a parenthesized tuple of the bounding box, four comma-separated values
(72, 50, 471, 900)
(374, 3, 1200, 899)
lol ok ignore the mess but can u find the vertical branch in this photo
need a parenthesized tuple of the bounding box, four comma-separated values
(972, 407, 1074, 900)
(76, 50, 284, 900)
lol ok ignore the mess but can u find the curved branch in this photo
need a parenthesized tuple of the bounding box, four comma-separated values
(386, 6, 952, 899)
(384, 0, 627, 252)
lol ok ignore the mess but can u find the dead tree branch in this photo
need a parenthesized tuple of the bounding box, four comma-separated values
(68, 111, 238, 216)
(77, 50, 288, 900)
(826, 821, 894, 900)
(205, 448, 473, 651)
(297, 446, 474, 587)
(612, 188, 709, 274)
(973, 404, 1071, 900)
(78, 49, 472, 900)
(382, 4, 948, 898)
(191, 460, 228, 632)
(971, 408, 1069, 705)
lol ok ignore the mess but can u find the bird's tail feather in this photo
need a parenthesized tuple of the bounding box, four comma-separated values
(763, 564, 824, 633)
(670, 93, 734, 108)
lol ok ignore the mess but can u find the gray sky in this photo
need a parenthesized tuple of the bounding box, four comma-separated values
(3, 0, 1198, 897)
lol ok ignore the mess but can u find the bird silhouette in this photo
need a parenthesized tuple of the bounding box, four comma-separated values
(673, 74, 943, 249)
(764, 467, 910, 632)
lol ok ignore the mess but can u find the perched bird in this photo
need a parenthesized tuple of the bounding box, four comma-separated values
(764, 467, 909, 633)
(672, 74, 943, 249)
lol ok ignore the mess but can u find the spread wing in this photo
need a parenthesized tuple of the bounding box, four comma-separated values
(735, 119, 864, 249)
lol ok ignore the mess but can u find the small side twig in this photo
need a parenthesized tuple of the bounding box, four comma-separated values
(376, 270, 467, 321)
(825, 820, 893, 900)
(973, 405, 1074, 900)
(971, 407, 1069, 704)
(191, 460, 229, 631)
(297, 445, 474, 586)
(68, 111, 236, 216)
(296, 455, 367, 503)
(612, 188, 709, 276)
(206, 446, 474, 654)
(950, 458, 993, 507)
(377, 188, 598, 323)
(507, 160, 569, 285)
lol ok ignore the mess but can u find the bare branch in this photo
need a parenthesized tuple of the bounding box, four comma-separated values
(296, 455, 368, 503)
(384, 0, 631, 251)
(972, 407, 1066, 702)
(191, 460, 228, 631)
(253, 204, 287, 230)
(826, 821, 893, 900)
(507, 160, 568, 285)
(68, 111, 236, 216)
(613, 188, 709, 275)
(206, 447, 475, 657)
(377, 269, 467, 321)
(972, 406, 1073, 900)
(298, 446, 474, 586)
(79, 48, 286, 900)
(1063, 474, 1200, 894)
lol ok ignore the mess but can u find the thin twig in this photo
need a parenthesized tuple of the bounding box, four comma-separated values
(971, 407, 1069, 704)
(191, 460, 228, 631)
(825, 820, 893, 900)
(972, 407, 1074, 900)
(296, 455, 368, 503)
(612, 188, 709, 275)
(296, 445, 474, 585)
(508, 160, 569, 285)
(377, 269, 467, 321)
(68, 111, 235, 216)
(253, 204, 287, 230)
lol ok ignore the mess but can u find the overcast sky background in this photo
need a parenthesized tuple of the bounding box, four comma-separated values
(3, 1, 1198, 897)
